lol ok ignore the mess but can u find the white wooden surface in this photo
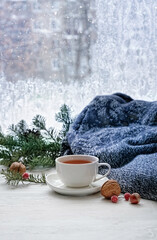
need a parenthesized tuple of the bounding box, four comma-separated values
(0, 167, 157, 240)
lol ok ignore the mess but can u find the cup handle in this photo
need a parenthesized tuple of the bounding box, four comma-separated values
(93, 163, 111, 182)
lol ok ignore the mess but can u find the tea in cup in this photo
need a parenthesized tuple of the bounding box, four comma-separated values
(55, 155, 111, 188)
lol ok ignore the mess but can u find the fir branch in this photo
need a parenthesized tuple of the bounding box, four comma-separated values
(1, 169, 46, 186)
(1, 169, 23, 186)
(32, 115, 46, 130)
(0, 129, 4, 138)
(0, 135, 19, 150)
(17, 120, 27, 135)
(9, 120, 27, 137)
(55, 104, 73, 137)
(27, 156, 56, 170)
(8, 124, 18, 135)
(32, 115, 58, 141)
(0, 104, 73, 170)
(27, 173, 46, 184)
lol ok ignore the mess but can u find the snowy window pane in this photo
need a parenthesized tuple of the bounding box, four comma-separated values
(0, 0, 156, 133)
(33, 20, 43, 29)
(50, 19, 60, 31)
(51, 59, 60, 71)
(32, 1, 42, 12)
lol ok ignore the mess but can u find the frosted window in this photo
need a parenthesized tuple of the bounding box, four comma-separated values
(0, 0, 156, 132)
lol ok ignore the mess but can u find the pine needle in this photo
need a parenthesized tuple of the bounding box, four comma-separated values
(0, 104, 73, 170)
(1, 169, 46, 186)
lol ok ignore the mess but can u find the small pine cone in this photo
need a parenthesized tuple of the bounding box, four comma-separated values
(101, 179, 121, 199)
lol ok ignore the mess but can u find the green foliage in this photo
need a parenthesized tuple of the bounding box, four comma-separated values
(0, 104, 73, 170)
(1, 169, 46, 186)
(55, 104, 72, 137)
(32, 115, 46, 130)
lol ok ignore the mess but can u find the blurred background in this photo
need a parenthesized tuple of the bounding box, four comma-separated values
(0, 0, 157, 132)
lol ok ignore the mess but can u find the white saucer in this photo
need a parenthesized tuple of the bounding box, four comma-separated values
(46, 173, 108, 196)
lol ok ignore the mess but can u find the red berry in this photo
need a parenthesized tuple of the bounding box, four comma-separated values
(22, 172, 29, 179)
(111, 195, 118, 203)
(130, 193, 141, 204)
(124, 192, 131, 201)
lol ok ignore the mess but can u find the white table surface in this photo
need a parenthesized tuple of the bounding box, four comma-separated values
(0, 167, 157, 240)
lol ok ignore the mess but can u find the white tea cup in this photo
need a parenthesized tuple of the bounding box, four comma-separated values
(55, 155, 111, 188)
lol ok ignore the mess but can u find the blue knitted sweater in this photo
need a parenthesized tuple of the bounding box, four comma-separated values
(62, 93, 157, 200)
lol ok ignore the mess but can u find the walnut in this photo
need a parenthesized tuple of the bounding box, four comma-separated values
(10, 162, 26, 175)
(101, 179, 121, 199)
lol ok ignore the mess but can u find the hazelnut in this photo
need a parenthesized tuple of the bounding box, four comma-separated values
(10, 162, 26, 175)
(101, 179, 121, 199)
